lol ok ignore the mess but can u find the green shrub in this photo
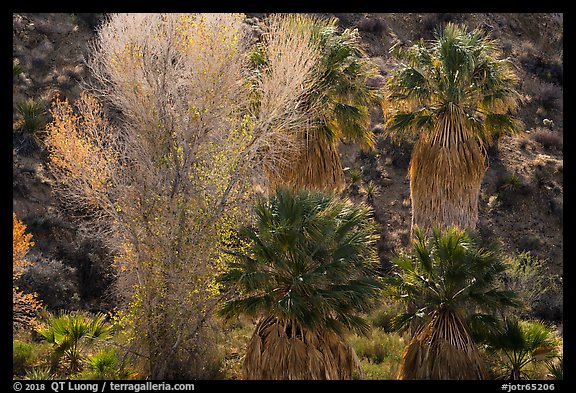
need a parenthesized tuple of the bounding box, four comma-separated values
(349, 329, 406, 364)
(495, 172, 529, 207)
(349, 329, 406, 379)
(37, 310, 113, 373)
(545, 356, 563, 380)
(356, 360, 397, 380)
(362, 181, 380, 203)
(13, 340, 34, 376)
(13, 61, 24, 78)
(368, 303, 405, 333)
(502, 251, 562, 322)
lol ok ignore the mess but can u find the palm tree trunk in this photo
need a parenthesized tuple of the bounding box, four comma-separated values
(243, 316, 361, 380)
(408, 113, 486, 233)
(398, 308, 486, 380)
(270, 131, 345, 192)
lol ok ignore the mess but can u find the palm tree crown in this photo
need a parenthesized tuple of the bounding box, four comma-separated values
(219, 187, 381, 335)
(385, 22, 523, 231)
(388, 225, 519, 331)
(38, 310, 113, 372)
(386, 22, 522, 144)
(481, 317, 560, 380)
(252, 15, 382, 191)
(386, 225, 520, 379)
(218, 187, 381, 379)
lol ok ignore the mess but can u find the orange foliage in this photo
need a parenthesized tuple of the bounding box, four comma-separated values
(13, 212, 33, 279)
(43, 92, 120, 231)
(13, 213, 42, 330)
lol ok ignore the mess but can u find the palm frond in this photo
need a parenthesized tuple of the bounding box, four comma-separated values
(218, 188, 380, 378)
(385, 21, 521, 146)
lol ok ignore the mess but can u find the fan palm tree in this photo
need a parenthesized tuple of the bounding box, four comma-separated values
(385, 22, 523, 232)
(217, 187, 382, 379)
(252, 14, 382, 192)
(37, 310, 113, 372)
(481, 318, 560, 380)
(385, 225, 519, 379)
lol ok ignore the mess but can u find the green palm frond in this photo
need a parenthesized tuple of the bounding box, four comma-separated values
(481, 317, 560, 380)
(218, 187, 381, 335)
(37, 310, 113, 371)
(386, 225, 519, 330)
(385, 22, 522, 144)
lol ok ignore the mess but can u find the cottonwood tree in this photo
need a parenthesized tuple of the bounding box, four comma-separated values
(46, 13, 324, 379)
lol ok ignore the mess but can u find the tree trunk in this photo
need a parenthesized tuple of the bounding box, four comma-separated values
(398, 308, 486, 380)
(408, 114, 486, 234)
(270, 132, 345, 193)
(243, 316, 361, 380)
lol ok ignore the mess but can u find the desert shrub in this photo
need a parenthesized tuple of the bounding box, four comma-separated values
(376, 135, 414, 168)
(362, 180, 380, 204)
(359, 146, 379, 162)
(530, 128, 563, 149)
(22, 212, 68, 234)
(496, 172, 527, 207)
(19, 255, 81, 311)
(516, 234, 545, 254)
(532, 168, 547, 188)
(349, 329, 406, 379)
(368, 302, 405, 333)
(13, 339, 54, 377)
(14, 99, 47, 135)
(75, 13, 105, 31)
(13, 99, 48, 155)
(518, 42, 563, 86)
(420, 13, 458, 38)
(501, 251, 562, 321)
(358, 17, 385, 34)
(13, 60, 24, 78)
(76, 348, 137, 380)
(350, 329, 405, 364)
(548, 196, 563, 224)
(348, 167, 363, 183)
(523, 78, 563, 114)
(501, 39, 513, 55)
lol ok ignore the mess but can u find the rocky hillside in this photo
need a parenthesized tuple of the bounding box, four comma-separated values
(12, 13, 563, 322)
